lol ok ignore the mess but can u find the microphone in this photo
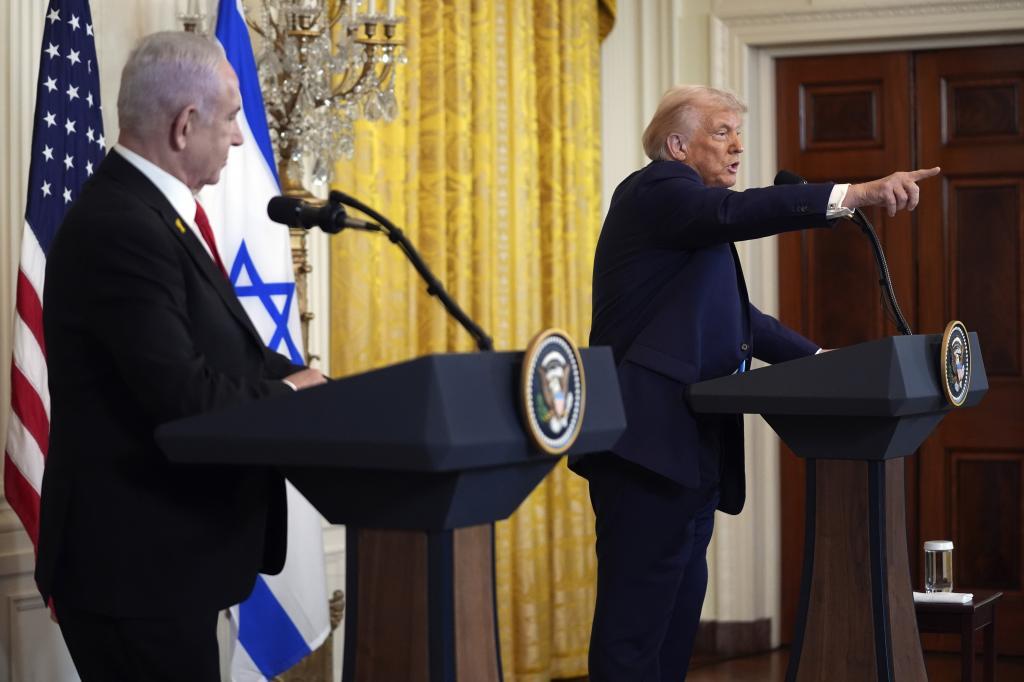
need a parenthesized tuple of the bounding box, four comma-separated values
(774, 169, 807, 186)
(266, 196, 377, 233)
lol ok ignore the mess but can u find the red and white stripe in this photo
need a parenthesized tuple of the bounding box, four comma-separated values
(5, 224, 50, 546)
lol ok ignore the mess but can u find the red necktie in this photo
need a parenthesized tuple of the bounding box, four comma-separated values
(193, 201, 229, 279)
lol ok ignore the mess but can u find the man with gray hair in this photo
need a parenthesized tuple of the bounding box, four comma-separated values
(36, 31, 325, 680)
(573, 84, 938, 680)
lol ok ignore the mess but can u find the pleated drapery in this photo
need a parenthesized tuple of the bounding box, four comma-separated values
(328, 1, 614, 679)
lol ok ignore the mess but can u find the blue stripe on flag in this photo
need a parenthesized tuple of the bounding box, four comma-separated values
(238, 576, 312, 676)
(215, 0, 280, 186)
(212, 3, 319, 678)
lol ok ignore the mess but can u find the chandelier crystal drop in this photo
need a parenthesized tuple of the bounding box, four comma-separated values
(243, 0, 406, 193)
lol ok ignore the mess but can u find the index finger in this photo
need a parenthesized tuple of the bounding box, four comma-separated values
(907, 166, 941, 181)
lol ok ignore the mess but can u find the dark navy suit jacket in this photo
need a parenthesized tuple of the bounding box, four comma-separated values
(38, 151, 301, 617)
(580, 161, 835, 514)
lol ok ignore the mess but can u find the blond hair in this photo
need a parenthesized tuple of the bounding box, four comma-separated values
(641, 85, 747, 161)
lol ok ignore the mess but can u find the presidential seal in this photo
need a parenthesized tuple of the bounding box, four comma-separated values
(521, 329, 586, 455)
(941, 320, 971, 407)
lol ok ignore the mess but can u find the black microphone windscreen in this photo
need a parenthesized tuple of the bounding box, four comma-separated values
(267, 196, 302, 226)
(774, 169, 807, 186)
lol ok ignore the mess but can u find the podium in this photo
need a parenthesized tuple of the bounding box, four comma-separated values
(156, 348, 625, 682)
(688, 334, 987, 682)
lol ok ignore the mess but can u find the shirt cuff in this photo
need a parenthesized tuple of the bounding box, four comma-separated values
(826, 183, 855, 219)
(281, 379, 298, 391)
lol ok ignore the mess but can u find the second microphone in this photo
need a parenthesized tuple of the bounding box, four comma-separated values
(267, 196, 378, 234)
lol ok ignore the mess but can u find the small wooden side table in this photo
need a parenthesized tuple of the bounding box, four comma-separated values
(915, 590, 1002, 682)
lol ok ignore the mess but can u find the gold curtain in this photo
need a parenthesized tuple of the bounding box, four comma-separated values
(329, 1, 614, 679)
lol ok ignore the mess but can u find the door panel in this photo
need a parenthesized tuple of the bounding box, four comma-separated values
(775, 51, 914, 643)
(915, 44, 1024, 654)
(776, 43, 1024, 655)
(950, 180, 1022, 376)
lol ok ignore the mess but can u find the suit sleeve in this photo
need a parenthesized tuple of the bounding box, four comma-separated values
(749, 303, 819, 364)
(261, 347, 305, 381)
(648, 179, 838, 250)
(83, 212, 295, 423)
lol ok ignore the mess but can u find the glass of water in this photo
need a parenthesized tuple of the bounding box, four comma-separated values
(924, 540, 954, 592)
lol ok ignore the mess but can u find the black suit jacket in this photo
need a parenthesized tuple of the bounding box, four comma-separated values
(579, 161, 834, 513)
(37, 150, 303, 616)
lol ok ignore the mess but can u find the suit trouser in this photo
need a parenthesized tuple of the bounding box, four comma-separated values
(54, 598, 221, 682)
(582, 454, 718, 682)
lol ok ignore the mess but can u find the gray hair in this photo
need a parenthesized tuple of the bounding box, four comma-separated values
(641, 85, 747, 161)
(117, 31, 225, 137)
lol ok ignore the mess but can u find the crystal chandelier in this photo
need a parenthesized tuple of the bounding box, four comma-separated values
(242, 0, 407, 194)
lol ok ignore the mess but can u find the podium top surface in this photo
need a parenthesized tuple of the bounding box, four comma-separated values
(688, 333, 987, 417)
(155, 347, 625, 472)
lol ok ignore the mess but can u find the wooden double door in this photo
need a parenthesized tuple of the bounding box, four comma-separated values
(776, 44, 1024, 654)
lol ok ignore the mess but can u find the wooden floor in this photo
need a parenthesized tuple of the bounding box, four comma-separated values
(563, 649, 1024, 681)
(684, 648, 1024, 681)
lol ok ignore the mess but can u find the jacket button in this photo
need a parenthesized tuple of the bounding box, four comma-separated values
(741, 343, 749, 352)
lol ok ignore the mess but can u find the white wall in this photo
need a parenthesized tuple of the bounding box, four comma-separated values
(600, 0, 714, 218)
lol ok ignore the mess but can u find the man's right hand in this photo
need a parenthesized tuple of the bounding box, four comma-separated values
(284, 367, 328, 390)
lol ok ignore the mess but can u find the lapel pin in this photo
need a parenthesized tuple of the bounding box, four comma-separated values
(175, 218, 187, 234)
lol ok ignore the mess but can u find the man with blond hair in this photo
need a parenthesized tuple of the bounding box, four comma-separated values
(37, 31, 325, 680)
(573, 84, 938, 680)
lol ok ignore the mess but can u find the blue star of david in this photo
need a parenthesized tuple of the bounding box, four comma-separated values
(229, 241, 303, 365)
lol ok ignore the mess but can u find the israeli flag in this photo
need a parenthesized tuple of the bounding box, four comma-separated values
(199, 1, 331, 679)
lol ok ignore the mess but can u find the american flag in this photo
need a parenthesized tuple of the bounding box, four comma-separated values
(6, 0, 105, 547)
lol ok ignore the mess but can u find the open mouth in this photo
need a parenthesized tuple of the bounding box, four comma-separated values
(727, 162, 740, 174)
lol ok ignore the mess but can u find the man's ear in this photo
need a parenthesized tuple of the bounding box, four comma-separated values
(170, 106, 195, 152)
(667, 133, 687, 162)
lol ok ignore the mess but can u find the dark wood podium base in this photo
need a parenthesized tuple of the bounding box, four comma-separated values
(787, 458, 927, 682)
(342, 525, 502, 682)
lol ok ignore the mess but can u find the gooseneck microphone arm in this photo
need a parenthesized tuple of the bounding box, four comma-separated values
(328, 190, 495, 352)
(849, 207, 913, 336)
(774, 170, 912, 336)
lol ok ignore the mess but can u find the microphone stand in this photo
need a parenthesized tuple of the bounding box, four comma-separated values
(850, 208, 912, 336)
(328, 190, 495, 351)
(776, 170, 912, 336)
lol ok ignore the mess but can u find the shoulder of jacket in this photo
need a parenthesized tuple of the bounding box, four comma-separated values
(65, 181, 177, 248)
(643, 160, 701, 182)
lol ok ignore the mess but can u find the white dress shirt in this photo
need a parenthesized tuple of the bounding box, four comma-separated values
(113, 144, 216, 261)
(826, 183, 855, 219)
